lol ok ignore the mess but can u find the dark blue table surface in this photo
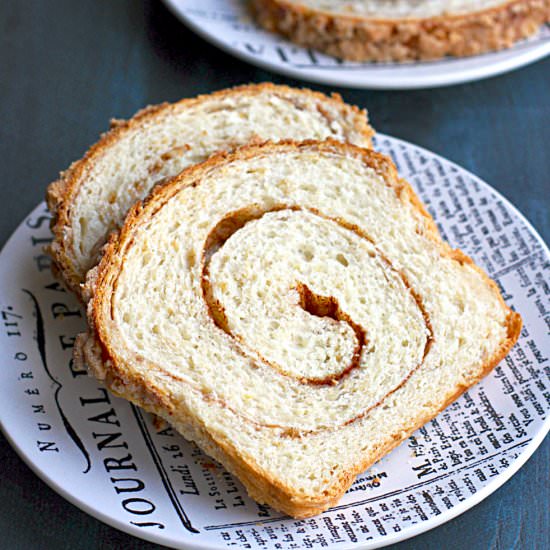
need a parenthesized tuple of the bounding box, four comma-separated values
(1, 2, 548, 549)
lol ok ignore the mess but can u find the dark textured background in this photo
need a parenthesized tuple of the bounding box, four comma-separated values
(0, 1, 548, 548)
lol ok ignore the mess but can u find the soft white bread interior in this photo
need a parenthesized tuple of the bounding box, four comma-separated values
(46, 83, 373, 295)
(253, 0, 550, 61)
(271, 0, 520, 18)
(77, 140, 521, 518)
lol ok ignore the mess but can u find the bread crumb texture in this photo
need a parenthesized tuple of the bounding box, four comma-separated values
(79, 141, 520, 518)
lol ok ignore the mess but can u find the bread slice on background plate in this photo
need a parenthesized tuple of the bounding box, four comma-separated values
(252, 0, 550, 61)
(76, 140, 521, 518)
(46, 83, 373, 297)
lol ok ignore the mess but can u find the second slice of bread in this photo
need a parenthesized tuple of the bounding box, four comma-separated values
(76, 140, 521, 518)
(46, 83, 373, 296)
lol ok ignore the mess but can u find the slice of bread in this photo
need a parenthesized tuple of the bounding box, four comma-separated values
(46, 83, 373, 296)
(253, 0, 550, 61)
(76, 140, 521, 518)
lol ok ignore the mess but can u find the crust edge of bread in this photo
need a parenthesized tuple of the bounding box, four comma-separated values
(76, 140, 522, 519)
(45, 83, 374, 297)
(252, 0, 550, 62)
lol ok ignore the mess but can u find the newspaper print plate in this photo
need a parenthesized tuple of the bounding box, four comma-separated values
(162, 0, 550, 89)
(0, 134, 549, 549)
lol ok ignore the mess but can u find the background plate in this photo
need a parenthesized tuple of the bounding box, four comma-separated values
(162, 0, 550, 89)
(0, 135, 548, 549)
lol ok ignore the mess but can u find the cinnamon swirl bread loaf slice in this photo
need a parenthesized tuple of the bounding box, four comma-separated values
(253, 0, 550, 61)
(77, 140, 521, 518)
(46, 84, 373, 296)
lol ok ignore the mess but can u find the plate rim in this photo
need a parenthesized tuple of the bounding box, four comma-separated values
(0, 133, 549, 549)
(161, 0, 550, 89)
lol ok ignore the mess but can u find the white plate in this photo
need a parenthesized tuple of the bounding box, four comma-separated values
(162, 0, 550, 89)
(0, 134, 549, 549)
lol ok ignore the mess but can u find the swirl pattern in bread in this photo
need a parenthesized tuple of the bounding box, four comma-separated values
(77, 140, 521, 518)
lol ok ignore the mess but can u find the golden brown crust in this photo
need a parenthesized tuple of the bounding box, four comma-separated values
(46, 83, 374, 296)
(78, 140, 521, 518)
(252, 0, 550, 61)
